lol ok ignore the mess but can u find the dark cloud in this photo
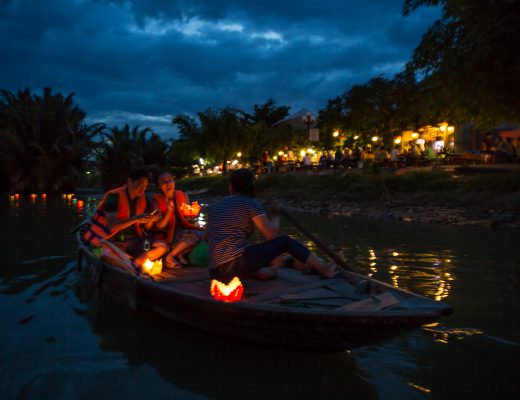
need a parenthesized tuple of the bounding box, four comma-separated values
(0, 0, 440, 138)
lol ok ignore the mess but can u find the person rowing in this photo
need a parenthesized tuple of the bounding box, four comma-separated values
(206, 168, 338, 283)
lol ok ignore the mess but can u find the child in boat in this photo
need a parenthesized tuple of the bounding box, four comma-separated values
(206, 168, 338, 283)
(84, 167, 166, 267)
(151, 171, 205, 268)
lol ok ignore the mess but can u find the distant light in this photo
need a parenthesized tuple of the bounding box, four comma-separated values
(411, 132, 419, 139)
(394, 138, 402, 144)
(333, 130, 339, 137)
(300, 150, 306, 157)
(278, 151, 283, 156)
(371, 136, 379, 142)
(236, 152, 242, 157)
(199, 158, 204, 165)
(231, 159, 239, 166)
(354, 135, 359, 140)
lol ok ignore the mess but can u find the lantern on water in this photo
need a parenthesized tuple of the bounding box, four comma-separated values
(30, 194, 37, 199)
(142, 258, 163, 275)
(181, 201, 201, 218)
(41, 193, 47, 199)
(210, 277, 244, 302)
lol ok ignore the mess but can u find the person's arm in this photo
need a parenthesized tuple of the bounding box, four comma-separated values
(252, 214, 279, 240)
(154, 200, 173, 230)
(105, 211, 159, 233)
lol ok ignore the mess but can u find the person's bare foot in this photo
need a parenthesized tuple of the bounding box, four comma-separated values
(319, 262, 340, 278)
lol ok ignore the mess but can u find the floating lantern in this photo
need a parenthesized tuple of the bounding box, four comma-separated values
(30, 194, 37, 199)
(142, 258, 163, 275)
(210, 277, 244, 302)
(14, 193, 20, 201)
(41, 193, 47, 199)
(180, 201, 201, 218)
(62, 194, 67, 199)
(9, 195, 15, 202)
(77, 200, 84, 208)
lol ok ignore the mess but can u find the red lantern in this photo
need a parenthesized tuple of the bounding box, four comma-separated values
(210, 277, 244, 302)
(180, 201, 201, 218)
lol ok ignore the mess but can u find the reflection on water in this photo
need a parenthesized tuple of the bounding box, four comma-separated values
(1, 196, 519, 399)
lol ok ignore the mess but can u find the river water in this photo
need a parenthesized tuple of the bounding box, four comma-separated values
(1, 195, 519, 399)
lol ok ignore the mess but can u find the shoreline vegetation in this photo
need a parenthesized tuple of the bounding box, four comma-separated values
(177, 167, 520, 229)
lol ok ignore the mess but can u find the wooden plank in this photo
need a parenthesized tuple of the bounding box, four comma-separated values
(280, 288, 351, 306)
(337, 292, 401, 312)
(327, 281, 364, 301)
(241, 278, 343, 303)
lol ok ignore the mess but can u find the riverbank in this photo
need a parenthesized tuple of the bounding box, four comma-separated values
(178, 167, 520, 229)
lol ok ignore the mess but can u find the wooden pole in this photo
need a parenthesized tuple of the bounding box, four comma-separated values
(280, 208, 352, 271)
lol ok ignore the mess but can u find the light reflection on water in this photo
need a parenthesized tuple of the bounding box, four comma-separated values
(1, 196, 519, 399)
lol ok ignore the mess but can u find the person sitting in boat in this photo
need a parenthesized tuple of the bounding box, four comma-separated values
(84, 167, 166, 267)
(206, 168, 338, 283)
(151, 171, 205, 268)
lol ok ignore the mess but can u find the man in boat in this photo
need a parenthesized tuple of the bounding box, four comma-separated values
(84, 167, 166, 267)
(206, 168, 338, 283)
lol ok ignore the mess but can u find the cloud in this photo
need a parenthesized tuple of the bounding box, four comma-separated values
(0, 0, 441, 139)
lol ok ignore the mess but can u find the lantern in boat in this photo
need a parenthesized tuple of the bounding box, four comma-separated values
(180, 201, 201, 218)
(210, 277, 244, 302)
(142, 258, 163, 275)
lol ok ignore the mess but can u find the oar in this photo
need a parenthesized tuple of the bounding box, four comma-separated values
(280, 208, 352, 271)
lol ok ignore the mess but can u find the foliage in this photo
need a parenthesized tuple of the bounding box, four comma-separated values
(0, 87, 103, 193)
(404, 0, 520, 125)
(96, 124, 168, 189)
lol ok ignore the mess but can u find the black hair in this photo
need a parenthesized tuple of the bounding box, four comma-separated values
(128, 166, 150, 181)
(229, 168, 255, 197)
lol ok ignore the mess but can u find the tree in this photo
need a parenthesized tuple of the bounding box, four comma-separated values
(0, 88, 103, 193)
(96, 124, 167, 189)
(245, 99, 291, 160)
(404, 0, 520, 125)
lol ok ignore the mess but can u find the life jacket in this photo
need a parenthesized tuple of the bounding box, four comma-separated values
(153, 190, 196, 244)
(84, 186, 146, 246)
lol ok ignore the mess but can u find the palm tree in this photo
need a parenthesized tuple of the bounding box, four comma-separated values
(0, 87, 103, 193)
(96, 124, 168, 189)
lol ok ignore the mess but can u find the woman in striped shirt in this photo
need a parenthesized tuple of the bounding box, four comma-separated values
(206, 168, 338, 283)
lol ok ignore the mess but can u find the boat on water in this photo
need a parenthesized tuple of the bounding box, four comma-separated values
(76, 232, 452, 352)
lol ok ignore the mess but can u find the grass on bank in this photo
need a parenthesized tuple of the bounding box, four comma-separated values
(177, 170, 520, 212)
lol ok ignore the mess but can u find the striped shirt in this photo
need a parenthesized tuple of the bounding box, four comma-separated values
(207, 195, 265, 269)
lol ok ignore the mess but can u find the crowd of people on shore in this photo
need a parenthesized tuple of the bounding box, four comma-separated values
(481, 132, 520, 164)
(84, 167, 338, 283)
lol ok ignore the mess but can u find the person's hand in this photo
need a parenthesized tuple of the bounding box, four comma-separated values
(134, 212, 161, 224)
(266, 201, 282, 216)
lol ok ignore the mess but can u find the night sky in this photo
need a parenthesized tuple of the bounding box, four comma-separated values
(1, 0, 440, 138)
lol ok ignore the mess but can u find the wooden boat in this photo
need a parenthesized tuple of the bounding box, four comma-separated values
(76, 233, 452, 352)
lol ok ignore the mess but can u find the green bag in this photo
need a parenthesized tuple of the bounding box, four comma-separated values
(187, 241, 208, 267)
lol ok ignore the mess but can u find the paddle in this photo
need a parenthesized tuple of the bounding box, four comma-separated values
(280, 208, 352, 271)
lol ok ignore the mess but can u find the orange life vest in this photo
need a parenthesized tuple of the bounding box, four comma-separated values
(84, 186, 146, 246)
(153, 190, 199, 244)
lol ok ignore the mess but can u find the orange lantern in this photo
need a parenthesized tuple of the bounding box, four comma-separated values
(142, 258, 163, 275)
(41, 193, 47, 199)
(14, 193, 20, 201)
(180, 201, 201, 218)
(77, 199, 84, 208)
(210, 277, 244, 302)
(30, 194, 37, 199)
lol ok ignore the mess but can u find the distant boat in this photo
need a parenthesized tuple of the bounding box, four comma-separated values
(76, 232, 452, 352)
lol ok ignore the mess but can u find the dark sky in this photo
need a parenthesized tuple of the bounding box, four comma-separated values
(0, 0, 440, 138)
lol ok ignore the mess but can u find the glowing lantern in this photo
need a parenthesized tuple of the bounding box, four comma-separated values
(180, 201, 201, 218)
(30, 194, 37, 199)
(41, 193, 47, 199)
(210, 277, 244, 302)
(14, 193, 20, 201)
(9, 195, 15, 202)
(142, 258, 163, 275)
(77, 199, 84, 209)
